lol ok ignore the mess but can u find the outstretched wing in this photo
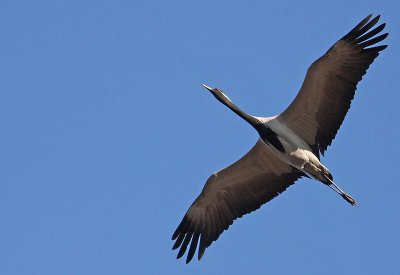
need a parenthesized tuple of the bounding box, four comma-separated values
(278, 14, 388, 157)
(172, 139, 304, 263)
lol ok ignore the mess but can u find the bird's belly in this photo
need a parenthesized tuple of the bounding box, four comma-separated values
(268, 141, 314, 170)
(262, 118, 322, 172)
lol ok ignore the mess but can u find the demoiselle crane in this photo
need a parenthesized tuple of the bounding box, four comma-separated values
(172, 14, 388, 263)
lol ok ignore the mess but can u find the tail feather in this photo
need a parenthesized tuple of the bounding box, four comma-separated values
(326, 171, 333, 181)
(303, 162, 333, 185)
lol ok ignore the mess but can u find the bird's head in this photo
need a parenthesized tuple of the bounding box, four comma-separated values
(202, 84, 232, 104)
(201, 83, 261, 127)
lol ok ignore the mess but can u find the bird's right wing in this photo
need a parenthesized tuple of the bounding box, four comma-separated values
(278, 14, 388, 157)
(172, 139, 304, 263)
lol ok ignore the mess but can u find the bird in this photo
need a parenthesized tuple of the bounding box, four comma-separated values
(172, 14, 388, 264)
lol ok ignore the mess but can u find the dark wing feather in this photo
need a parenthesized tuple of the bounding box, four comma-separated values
(172, 139, 304, 263)
(278, 14, 388, 157)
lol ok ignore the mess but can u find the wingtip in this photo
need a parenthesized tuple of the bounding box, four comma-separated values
(198, 250, 205, 261)
(365, 14, 373, 21)
(359, 14, 373, 27)
(176, 249, 185, 260)
(172, 241, 180, 250)
(372, 44, 388, 52)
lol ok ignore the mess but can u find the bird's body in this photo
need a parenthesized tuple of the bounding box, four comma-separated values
(172, 14, 388, 263)
(262, 116, 332, 185)
(263, 117, 320, 169)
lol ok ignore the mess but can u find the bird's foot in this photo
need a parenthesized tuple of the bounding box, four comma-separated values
(342, 193, 358, 206)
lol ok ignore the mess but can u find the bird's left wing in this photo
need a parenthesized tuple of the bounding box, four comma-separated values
(172, 139, 304, 263)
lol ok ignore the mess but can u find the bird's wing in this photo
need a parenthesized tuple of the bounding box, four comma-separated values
(278, 14, 388, 157)
(172, 139, 304, 263)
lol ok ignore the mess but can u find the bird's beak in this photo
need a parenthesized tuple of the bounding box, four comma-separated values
(202, 84, 213, 92)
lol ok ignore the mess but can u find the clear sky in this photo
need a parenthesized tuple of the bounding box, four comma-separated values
(1, 1, 399, 274)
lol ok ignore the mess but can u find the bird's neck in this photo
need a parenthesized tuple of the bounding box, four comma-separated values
(215, 94, 260, 127)
(215, 94, 285, 152)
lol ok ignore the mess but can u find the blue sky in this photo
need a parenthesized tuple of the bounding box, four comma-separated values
(1, 1, 399, 274)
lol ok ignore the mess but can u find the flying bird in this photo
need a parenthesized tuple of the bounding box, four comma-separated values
(172, 14, 388, 263)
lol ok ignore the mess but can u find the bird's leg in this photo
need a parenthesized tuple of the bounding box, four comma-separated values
(316, 168, 358, 206)
(314, 166, 358, 206)
(327, 183, 358, 206)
